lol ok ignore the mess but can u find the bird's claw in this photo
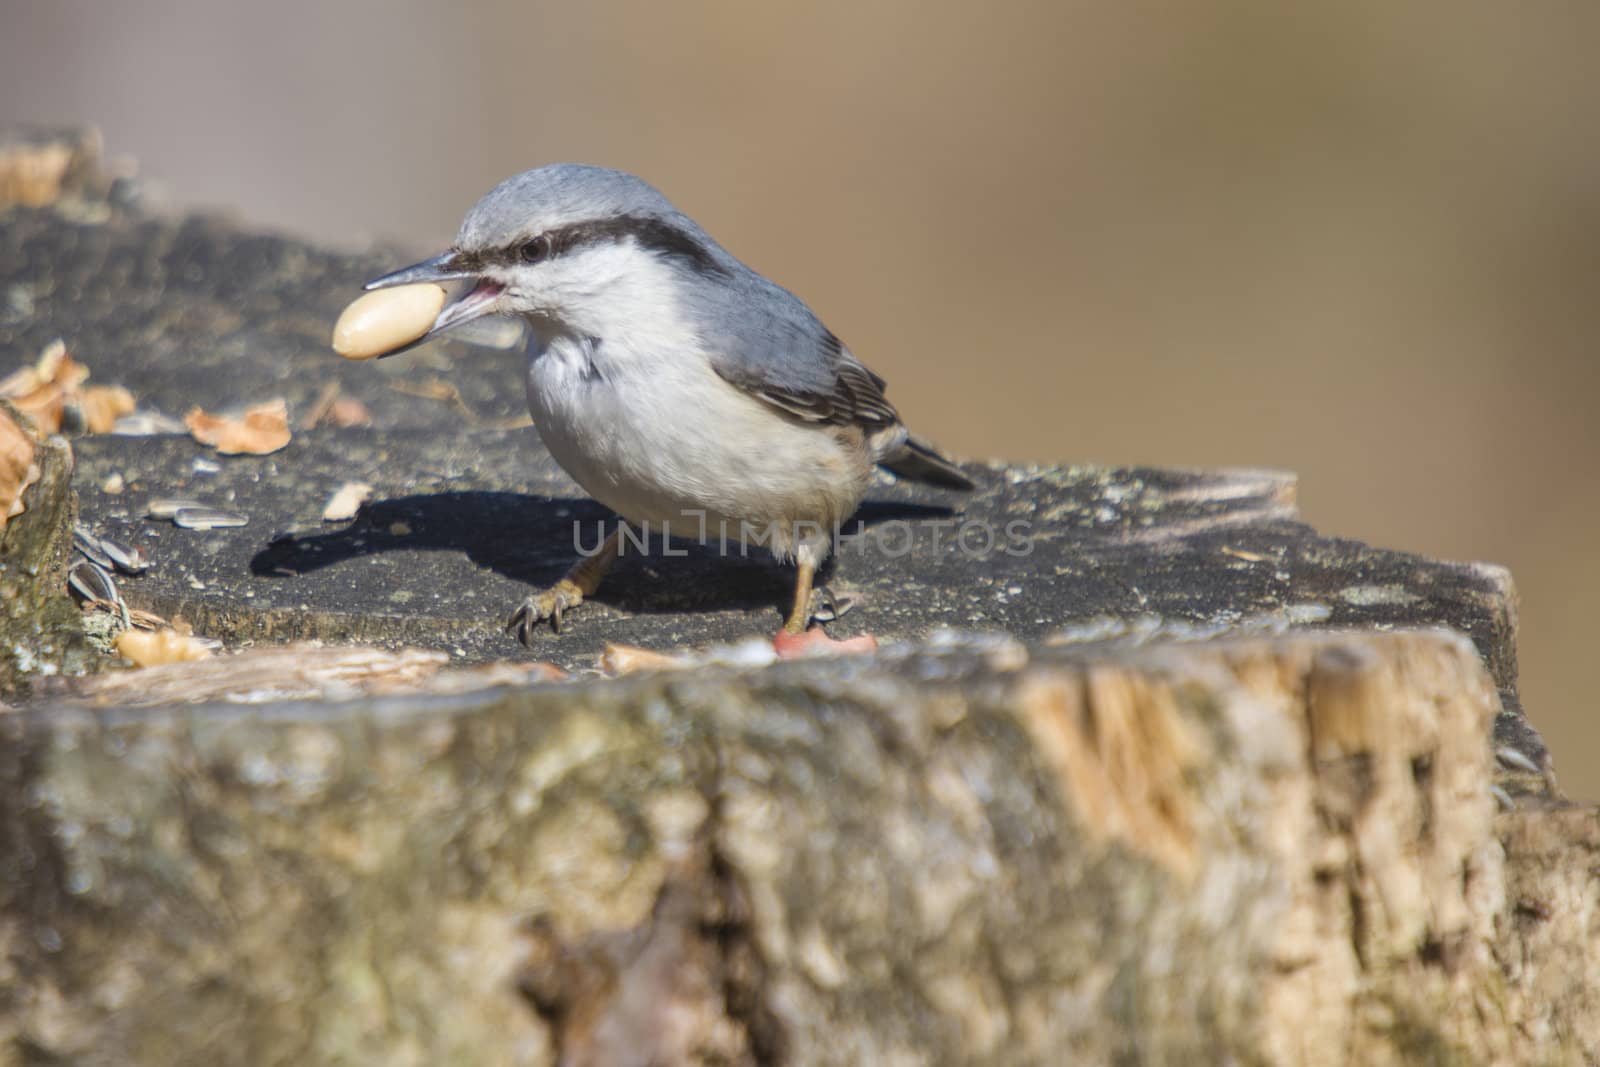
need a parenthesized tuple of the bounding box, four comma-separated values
(506, 579, 586, 645)
(811, 585, 854, 625)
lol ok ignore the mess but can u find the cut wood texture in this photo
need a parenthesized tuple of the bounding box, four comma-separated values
(0, 631, 1588, 1065)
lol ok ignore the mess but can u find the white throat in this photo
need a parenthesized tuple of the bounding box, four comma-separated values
(514, 243, 699, 360)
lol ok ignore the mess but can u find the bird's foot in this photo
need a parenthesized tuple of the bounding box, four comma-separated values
(506, 578, 587, 644)
(810, 585, 854, 624)
(773, 625, 878, 658)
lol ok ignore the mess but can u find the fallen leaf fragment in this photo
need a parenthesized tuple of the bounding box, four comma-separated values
(0, 341, 80, 434)
(185, 398, 291, 455)
(114, 627, 216, 667)
(5, 382, 65, 434)
(0, 340, 136, 436)
(322, 481, 373, 522)
(76, 384, 136, 433)
(0, 405, 41, 529)
(0, 339, 85, 393)
(0, 365, 34, 401)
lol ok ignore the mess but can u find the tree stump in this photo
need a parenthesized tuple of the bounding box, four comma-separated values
(0, 127, 1586, 1066)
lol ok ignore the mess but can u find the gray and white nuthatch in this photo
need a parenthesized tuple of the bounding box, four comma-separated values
(364, 165, 972, 647)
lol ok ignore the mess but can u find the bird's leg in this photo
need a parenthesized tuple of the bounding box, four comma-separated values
(781, 558, 818, 635)
(507, 525, 624, 644)
(772, 560, 877, 657)
(771, 559, 883, 659)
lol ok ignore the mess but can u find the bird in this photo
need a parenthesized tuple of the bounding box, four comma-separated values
(363, 165, 973, 650)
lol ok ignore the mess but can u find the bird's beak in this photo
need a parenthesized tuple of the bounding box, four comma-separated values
(364, 250, 474, 290)
(363, 251, 507, 353)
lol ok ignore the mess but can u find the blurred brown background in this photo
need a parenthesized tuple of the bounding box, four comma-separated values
(3, 1, 1596, 794)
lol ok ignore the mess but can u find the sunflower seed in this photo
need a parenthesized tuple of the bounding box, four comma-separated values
(100, 536, 151, 574)
(73, 525, 115, 569)
(1495, 745, 1543, 775)
(68, 558, 120, 604)
(173, 506, 249, 530)
(148, 497, 208, 519)
(77, 526, 152, 573)
(111, 410, 186, 435)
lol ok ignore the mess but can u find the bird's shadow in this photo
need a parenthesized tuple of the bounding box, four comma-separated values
(249, 491, 955, 617)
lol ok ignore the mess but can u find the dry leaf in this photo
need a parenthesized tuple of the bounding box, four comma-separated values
(5, 382, 66, 434)
(0, 406, 41, 530)
(37, 340, 88, 391)
(0, 340, 134, 436)
(0, 364, 40, 402)
(185, 398, 292, 455)
(0, 341, 71, 433)
(113, 628, 216, 667)
(0, 366, 31, 399)
(76, 384, 136, 434)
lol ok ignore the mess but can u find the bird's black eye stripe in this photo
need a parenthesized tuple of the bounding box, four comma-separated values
(491, 216, 728, 277)
(519, 234, 552, 264)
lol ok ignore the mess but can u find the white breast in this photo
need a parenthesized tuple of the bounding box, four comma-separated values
(521, 254, 870, 562)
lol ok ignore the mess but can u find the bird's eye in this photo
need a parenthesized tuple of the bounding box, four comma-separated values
(519, 236, 551, 264)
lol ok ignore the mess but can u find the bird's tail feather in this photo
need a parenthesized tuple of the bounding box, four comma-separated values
(878, 433, 975, 491)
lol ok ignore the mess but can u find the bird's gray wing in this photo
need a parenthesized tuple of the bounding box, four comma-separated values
(700, 281, 899, 429)
(713, 332, 899, 429)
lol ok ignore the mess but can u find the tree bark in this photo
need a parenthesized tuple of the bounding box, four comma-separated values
(0, 630, 1587, 1066)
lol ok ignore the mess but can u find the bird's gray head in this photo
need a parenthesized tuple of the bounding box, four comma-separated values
(365, 164, 730, 344)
